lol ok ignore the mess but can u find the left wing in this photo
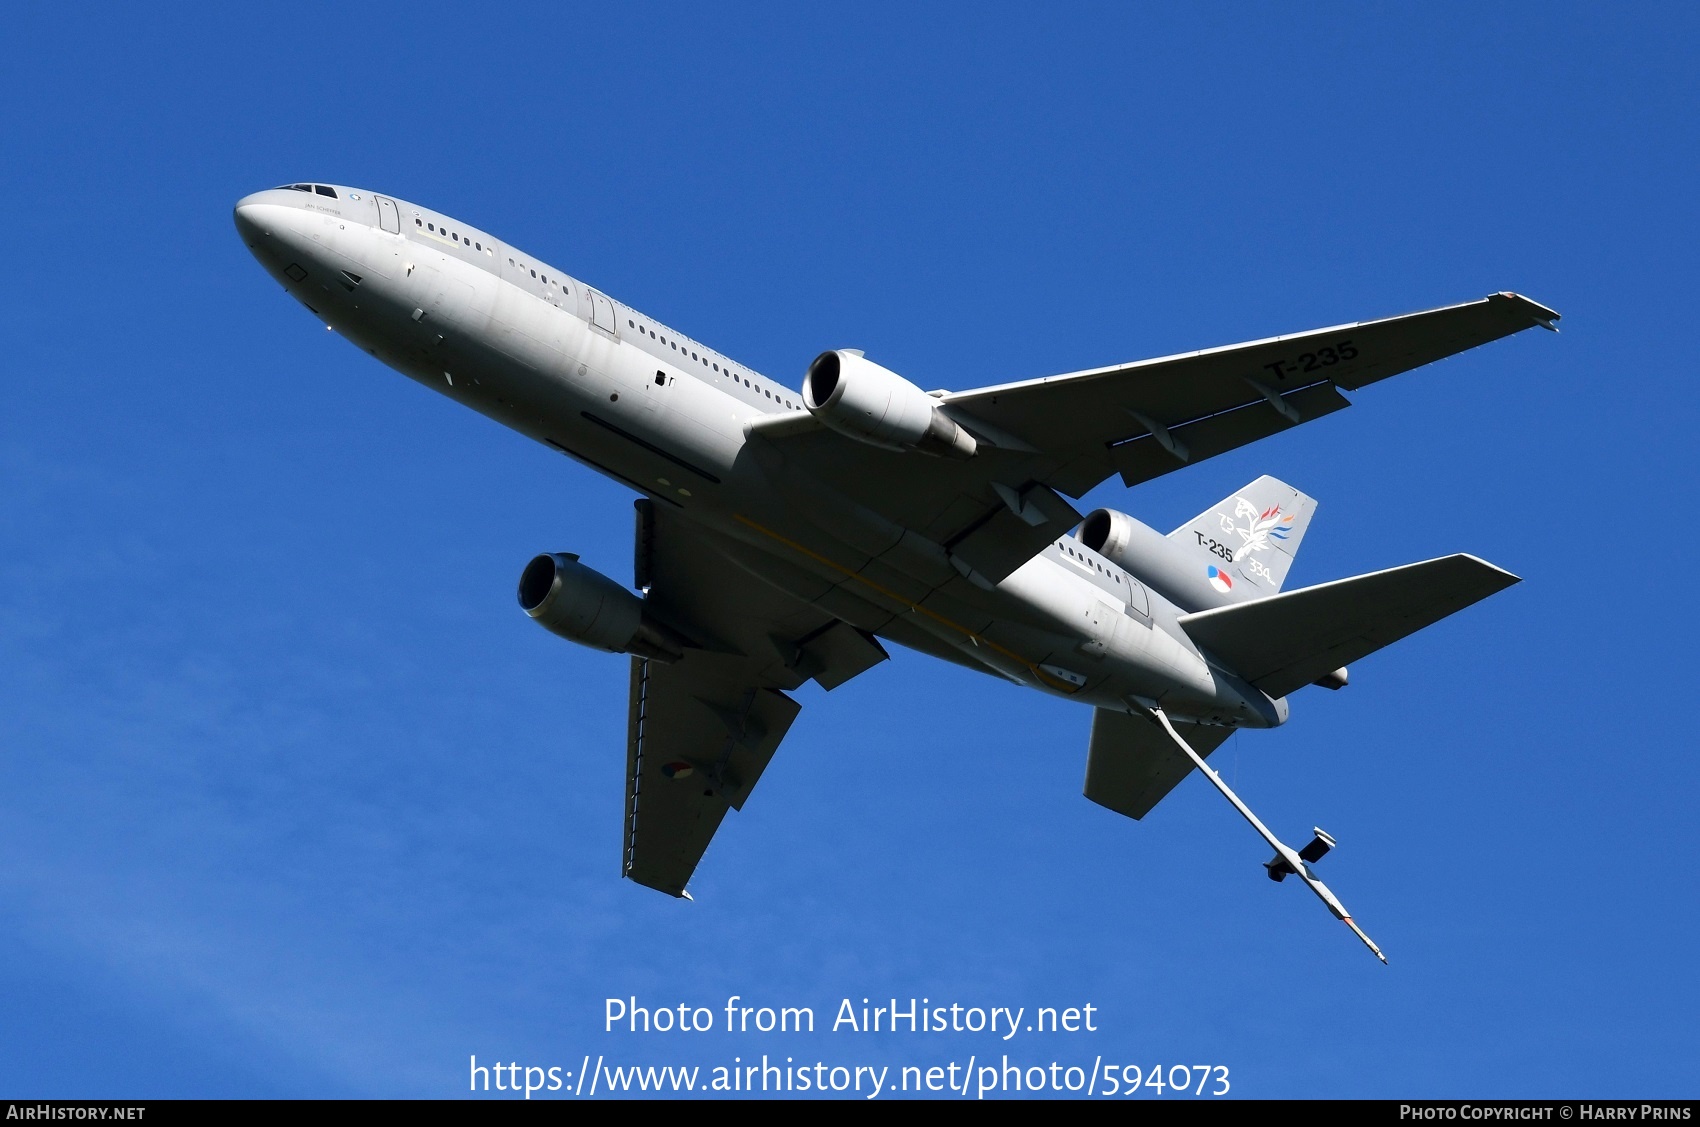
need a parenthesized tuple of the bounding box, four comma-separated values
(748, 293, 1556, 587)
(939, 291, 1558, 495)
(622, 501, 889, 896)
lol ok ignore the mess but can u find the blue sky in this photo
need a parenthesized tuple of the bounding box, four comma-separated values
(1, 2, 1695, 1099)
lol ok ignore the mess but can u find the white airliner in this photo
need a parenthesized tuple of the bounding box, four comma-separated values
(235, 182, 1558, 960)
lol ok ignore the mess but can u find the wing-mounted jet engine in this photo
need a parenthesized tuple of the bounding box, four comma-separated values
(518, 553, 687, 661)
(802, 350, 977, 458)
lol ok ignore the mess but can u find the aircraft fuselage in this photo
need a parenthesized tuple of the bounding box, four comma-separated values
(233, 184, 1284, 731)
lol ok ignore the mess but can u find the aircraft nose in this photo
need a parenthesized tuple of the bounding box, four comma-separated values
(232, 189, 314, 272)
(232, 192, 274, 245)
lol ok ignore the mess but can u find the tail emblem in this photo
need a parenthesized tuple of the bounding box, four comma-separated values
(1222, 499, 1297, 562)
(1206, 565, 1234, 593)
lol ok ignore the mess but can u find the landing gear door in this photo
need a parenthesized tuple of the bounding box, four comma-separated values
(376, 196, 401, 235)
(589, 290, 619, 337)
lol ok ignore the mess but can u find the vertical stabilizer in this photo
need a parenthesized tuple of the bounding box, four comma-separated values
(1168, 475, 1316, 597)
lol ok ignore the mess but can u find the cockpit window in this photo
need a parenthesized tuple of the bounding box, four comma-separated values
(293, 184, 313, 192)
(314, 185, 338, 198)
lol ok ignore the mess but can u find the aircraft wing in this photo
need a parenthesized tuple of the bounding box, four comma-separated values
(622, 501, 888, 896)
(749, 294, 1555, 585)
(941, 291, 1558, 493)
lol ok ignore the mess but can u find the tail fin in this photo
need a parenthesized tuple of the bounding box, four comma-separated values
(1168, 475, 1316, 598)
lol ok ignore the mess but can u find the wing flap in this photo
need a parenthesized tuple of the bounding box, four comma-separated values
(786, 619, 890, 691)
(944, 480, 1083, 585)
(1108, 381, 1352, 488)
(1084, 708, 1235, 820)
(1177, 554, 1520, 700)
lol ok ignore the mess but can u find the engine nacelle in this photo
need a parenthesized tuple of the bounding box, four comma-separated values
(802, 350, 976, 458)
(517, 553, 685, 661)
(1078, 507, 1238, 614)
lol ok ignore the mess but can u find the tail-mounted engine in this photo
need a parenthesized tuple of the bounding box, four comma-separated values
(517, 553, 686, 661)
(1079, 507, 1235, 613)
(802, 350, 976, 458)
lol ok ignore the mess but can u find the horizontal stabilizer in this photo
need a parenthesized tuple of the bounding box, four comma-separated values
(1084, 708, 1235, 820)
(1177, 554, 1519, 700)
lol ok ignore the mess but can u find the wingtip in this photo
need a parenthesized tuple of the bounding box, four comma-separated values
(1453, 553, 1523, 586)
(1491, 291, 1562, 330)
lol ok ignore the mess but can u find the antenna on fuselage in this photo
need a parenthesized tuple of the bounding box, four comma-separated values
(1144, 705, 1387, 964)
